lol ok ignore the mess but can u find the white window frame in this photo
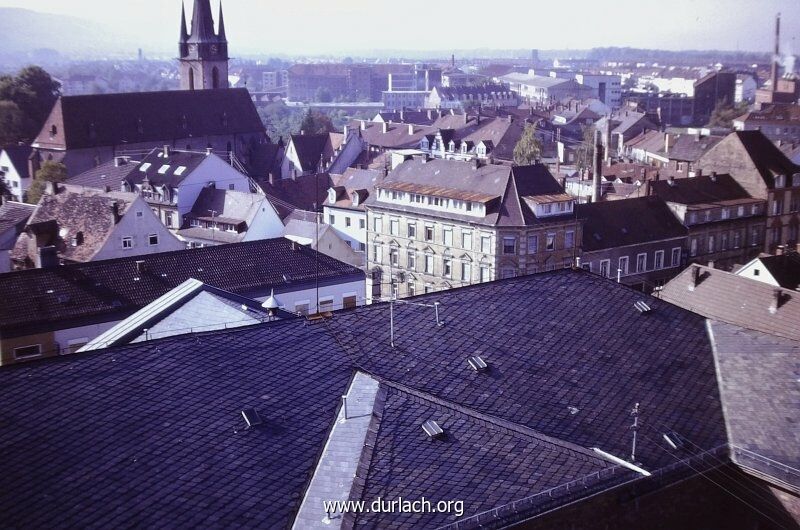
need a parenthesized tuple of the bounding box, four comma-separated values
(14, 344, 43, 360)
(122, 236, 134, 249)
(654, 250, 664, 270)
(636, 253, 647, 273)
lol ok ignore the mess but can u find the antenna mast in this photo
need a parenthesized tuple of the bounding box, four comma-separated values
(629, 402, 640, 462)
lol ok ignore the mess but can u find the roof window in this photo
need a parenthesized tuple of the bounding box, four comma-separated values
(467, 355, 488, 372)
(422, 420, 444, 440)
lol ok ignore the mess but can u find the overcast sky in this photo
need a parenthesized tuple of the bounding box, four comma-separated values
(1, 0, 798, 56)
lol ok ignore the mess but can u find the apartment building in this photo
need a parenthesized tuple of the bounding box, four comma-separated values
(365, 158, 580, 300)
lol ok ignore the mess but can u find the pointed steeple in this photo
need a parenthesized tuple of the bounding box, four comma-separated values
(217, 1, 227, 41)
(188, 0, 216, 43)
(179, 1, 189, 43)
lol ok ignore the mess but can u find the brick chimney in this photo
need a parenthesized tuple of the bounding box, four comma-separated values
(110, 201, 122, 224)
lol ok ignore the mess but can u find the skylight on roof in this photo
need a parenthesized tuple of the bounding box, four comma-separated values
(174, 166, 187, 176)
(158, 165, 171, 174)
(422, 420, 444, 439)
(634, 301, 652, 314)
(467, 355, 488, 372)
(139, 163, 151, 172)
(241, 408, 263, 428)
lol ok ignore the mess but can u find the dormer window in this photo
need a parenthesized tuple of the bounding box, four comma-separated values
(352, 192, 360, 207)
(448, 140, 455, 152)
(775, 174, 785, 188)
(328, 188, 336, 203)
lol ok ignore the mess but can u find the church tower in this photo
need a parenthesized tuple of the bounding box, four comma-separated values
(179, 0, 229, 90)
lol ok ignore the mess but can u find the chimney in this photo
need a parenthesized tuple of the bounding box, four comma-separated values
(771, 13, 781, 92)
(667, 176, 676, 187)
(206, 147, 213, 156)
(644, 179, 652, 196)
(776, 244, 785, 256)
(37, 246, 59, 269)
(114, 156, 128, 167)
(45, 181, 59, 195)
(110, 201, 121, 224)
(769, 288, 783, 314)
(664, 133, 671, 154)
(382, 122, 388, 134)
(343, 125, 349, 137)
(471, 158, 480, 171)
(268, 172, 276, 186)
(163, 145, 171, 158)
(360, 120, 367, 130)
(592, 129, 603, 203)
(690, 265, 701, 290)
(104, 185, 111, 193)
(710, 171, 717, 182)
(408, 124, 414, 135)
(695, 168, 703, 178)
(707, 260, 715, 269)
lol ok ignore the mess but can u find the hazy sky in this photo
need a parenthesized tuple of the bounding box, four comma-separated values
(1, 0, 799, 56)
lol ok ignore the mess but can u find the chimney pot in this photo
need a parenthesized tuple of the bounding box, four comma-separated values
(163, 145, 171, 157)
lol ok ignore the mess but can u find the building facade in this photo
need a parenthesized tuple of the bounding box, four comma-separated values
(178, 0, 229, 90)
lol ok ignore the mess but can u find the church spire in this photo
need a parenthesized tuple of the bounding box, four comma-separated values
(217, 1, 227, 41)
(188, 0, 216, 43)
(179, 1, 189, 43)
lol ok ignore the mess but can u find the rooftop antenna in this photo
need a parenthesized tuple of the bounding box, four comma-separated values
(629, 402, 640, 462)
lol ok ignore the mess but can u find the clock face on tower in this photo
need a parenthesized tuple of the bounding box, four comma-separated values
(188, 44, 197, 55)
(210, 44, 219, 55)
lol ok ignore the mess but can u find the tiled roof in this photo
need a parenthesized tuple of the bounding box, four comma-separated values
(327, 168, 383, 211)
(649, 173, 754, 205)
(0, 237, 364, 335)
(709, 321, 800, 491)
(658, 264, 800, 342)
(0, 201, 35, 241)
(737, 103, 800, 125)
(260, 173, 332, 212)
(128, 148, 214, 188)
(11, 185, 136, 264)
(0, 269, 730, 527)
(33, 89, 265, 150)
(577, 196, 687, 252)
(66, 158, 138, 190)
(186, 187, 273, 226)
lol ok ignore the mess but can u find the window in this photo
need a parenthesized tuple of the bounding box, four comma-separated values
(372, 244, 382, 263)
(136, 211, 144, 218)
(329, 214, 336, 225)
(733, 231, 741, 248)
(425, 225, 434, 241)
(389, 219, 399, 236)
(389, 248, 398, 266)
(122, 236, 134, 249)
(500, 267, 516, 279)
(721, 208, 729, 220)
(148, 234, 159, 246)
(751, 204, 759, 215)
(443, 257, 452, 278)
(654, 250, 664, 269)
(14, 344, 42, 359)
(721, 233, 728, 250)
(481, 235, 492, 254)
(443, 228, 453, 247)
(359, 219, 365, 229)
(165, 212, 174, 227)
(425, 254, 434, 274)
(708, 235, 715, 253)
(373, 217, 382, 232)
(562, 258, 572, 269)
(599, 259, 611, 278)
(690, 238, 698, 257)
(772, 198, 783, 216)
(502, 236, 516, 254)
(527, 234, 539, 254)
(737, 206, 745, 217)
(461, 230, 472, 250)
(478, 264, 490, 282)
(295, 302, 310, 315)
(319, 297, 334, 312)
(407, 281, 416, 297)
(228, 184, 235, 191)
(671, 247, 681, 267)
(618, 256, 629, 276)
(408, 223, 416, 239)
(636, 253, 647, 272)
(751, 227, 760, 246)
(565, 231, 575, 249)
(407, 251, 416, 270)
(345, 217, 351, 227)
(461, 262, 471, 282)
(546, 234, 555, 251)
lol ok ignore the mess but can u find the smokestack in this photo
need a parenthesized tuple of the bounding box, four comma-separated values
(772, 13, 781, 91)
(592, 129, 603, 203)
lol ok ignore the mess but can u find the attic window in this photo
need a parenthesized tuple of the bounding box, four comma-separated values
(662, 431, 685, 450)
(467, 355, 488, 372)
(158, 165, 170, 174)
(139, 163, 152, 172)
(71, 232, 84, 247)
(50, 125, 58, 137)
(241, 408, 263, 428)
(174, 166, 187, 176)
(422, 420, 444, 440)
(634, 301, 652, 314)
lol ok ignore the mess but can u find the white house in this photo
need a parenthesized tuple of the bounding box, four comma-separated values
(0, 146, 33, 202)
(323, 168, 383, 256)
(735, 250, 800, 290)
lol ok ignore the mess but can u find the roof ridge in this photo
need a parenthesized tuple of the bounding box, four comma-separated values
(375, 376, 607, 463)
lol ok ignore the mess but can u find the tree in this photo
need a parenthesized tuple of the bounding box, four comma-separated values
(314, 87, 333, 103)
(299, 110, 334, 135)
(0, 66, 61, 143)
(513, 123, 543, 166)
(574, 125, 597, 172)
(0, 100, 25, 145)
(27, 161, 68, 204)
(707, 99, 749, 128)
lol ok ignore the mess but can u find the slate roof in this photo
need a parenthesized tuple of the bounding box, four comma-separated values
(649, 173, 755, 205)
(736, 103, 800, 125)
(129, 148, 213, 188)
(434, 84, 514, 100)
(369, 159, 568, 227)
(289, 133, 331, 172)
(326, 168, 383, 211)
(730, 131, 800, 186)
(0, 201, 35, 243)
(658, 264, 800, 342)
(708, 321, 800, 492)
(0, 269, 731, 528)
(260, 173, 332, 212)
(66, 158, 137, 190)
(577, 196, 687, 252)
(33, 89, 265, 150)
(183, 187, 274, 230)
(0, 237, 364, 336)
(1, 145, 33, 178)
(11, 185, 136, 264)
(755, 251, 800, 290)
(627, 130, 724, 162)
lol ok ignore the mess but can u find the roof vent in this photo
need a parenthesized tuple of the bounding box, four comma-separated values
(241, 408, 264, 428)
(422, 420, 444, 440)
(634, 301, 652, 314)
(663, 431, 685, 450)
(467, 355, 488, 372)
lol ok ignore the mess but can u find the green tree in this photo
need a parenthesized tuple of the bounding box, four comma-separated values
(707, 99, 749, 128)
(0, 100, 25, 145)
(299, 110, 334, 135)
(27, 161, 68, 204)
(0, 66, 61, 143)
(574, 125, 597, 172)
(513, 123, 543, 166)
(314, 87, 333, 103)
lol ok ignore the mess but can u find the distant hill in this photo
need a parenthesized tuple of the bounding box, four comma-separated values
(0, 8, 141, 64)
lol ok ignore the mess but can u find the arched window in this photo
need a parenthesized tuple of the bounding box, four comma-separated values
(188, 68, 195, 90)
(212, 67, 220, 89)
(50, 125, 57, 137)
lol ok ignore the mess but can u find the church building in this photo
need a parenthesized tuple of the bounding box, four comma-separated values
(179, 0, 230, 90)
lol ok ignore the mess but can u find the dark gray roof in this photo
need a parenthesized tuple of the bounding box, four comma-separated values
(127, 148, 212, 188)
(260, 173, 333, 212)
(650, 173, 754, 205)
(756, 252, 800, 290)
(1, 145, 33, 178)
(0, 269, 730, 527)
(709, 321, 800, 492)
(0, 237, 364, 335)
(66, 158, 137, 190)
(577, 196, 687, 252)
(289, 134, 330, 172)
(0, 201, 35, 240)
(658, 264, 800, 342)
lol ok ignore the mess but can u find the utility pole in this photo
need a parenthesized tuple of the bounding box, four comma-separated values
(630, 402, 640, 463)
